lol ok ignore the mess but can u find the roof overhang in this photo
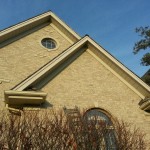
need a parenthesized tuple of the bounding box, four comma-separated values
(11, 36, 150, 99)
(0, 11, 80, 48)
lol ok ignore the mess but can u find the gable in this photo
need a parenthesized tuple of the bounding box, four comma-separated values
(0, 24, 72, 88)
(0, 11, 80, 47)
(11, 36, 150, 99)
(39, 51, 150, 139)
(41, 50, 141, 107)
(0, 12, 81, 107)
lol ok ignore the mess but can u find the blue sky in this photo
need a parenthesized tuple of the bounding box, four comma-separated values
(0, 0, 149, 77)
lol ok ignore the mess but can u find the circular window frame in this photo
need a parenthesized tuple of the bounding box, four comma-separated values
(40, 37, 59, 51)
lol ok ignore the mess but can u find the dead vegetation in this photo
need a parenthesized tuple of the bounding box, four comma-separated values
(0, 110, 148, 150)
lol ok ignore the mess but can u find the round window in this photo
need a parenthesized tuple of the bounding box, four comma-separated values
(41, 38, 56, 50)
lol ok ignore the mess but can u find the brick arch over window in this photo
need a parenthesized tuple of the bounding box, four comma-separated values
(84, 108, 116, 150)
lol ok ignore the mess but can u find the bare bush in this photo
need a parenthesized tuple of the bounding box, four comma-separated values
(0, 110, 148, 150)
(114, 120, 148, 150)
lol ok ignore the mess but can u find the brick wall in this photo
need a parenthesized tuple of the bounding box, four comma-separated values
(0, 24, 72, 107)
(42, 51, 150, 140)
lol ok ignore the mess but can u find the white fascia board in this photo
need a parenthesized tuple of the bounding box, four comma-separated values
(0, 12, 51, 36)
(86, 37, 150, 94)
(13, 36, 88, 91)
(50, 12, 80, 40)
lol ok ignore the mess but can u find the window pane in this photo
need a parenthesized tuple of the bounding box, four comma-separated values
(84, 109, 116, 150)
(41, 38, 56, 49)
(84, 109, 112, 125)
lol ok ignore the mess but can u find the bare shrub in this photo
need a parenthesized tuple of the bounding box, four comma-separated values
(0, 109, 148, 150)
(114, 120, 148, 150)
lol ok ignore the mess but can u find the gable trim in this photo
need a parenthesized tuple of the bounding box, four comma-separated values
(13, 36, 88, 91)
(87, 38, 150, 97)
(12, 35, 150, 98)
(50, 12, 81, 42)
(87, 49, 146, 98)
(0, 11, 80, 47)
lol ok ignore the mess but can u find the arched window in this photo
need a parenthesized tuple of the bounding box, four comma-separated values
(84, 108, 116, 150)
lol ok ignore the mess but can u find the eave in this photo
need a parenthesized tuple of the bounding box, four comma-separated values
(11, 36, 150, 99)
(0, 11, 80, 48)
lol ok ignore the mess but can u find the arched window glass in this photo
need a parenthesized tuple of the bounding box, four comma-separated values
(84, 109, 112, 125)
(84, 108, 116, 150)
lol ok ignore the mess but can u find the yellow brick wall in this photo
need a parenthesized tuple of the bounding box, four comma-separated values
(0, 24, 72, 107)
(42, 50, 150, 140)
